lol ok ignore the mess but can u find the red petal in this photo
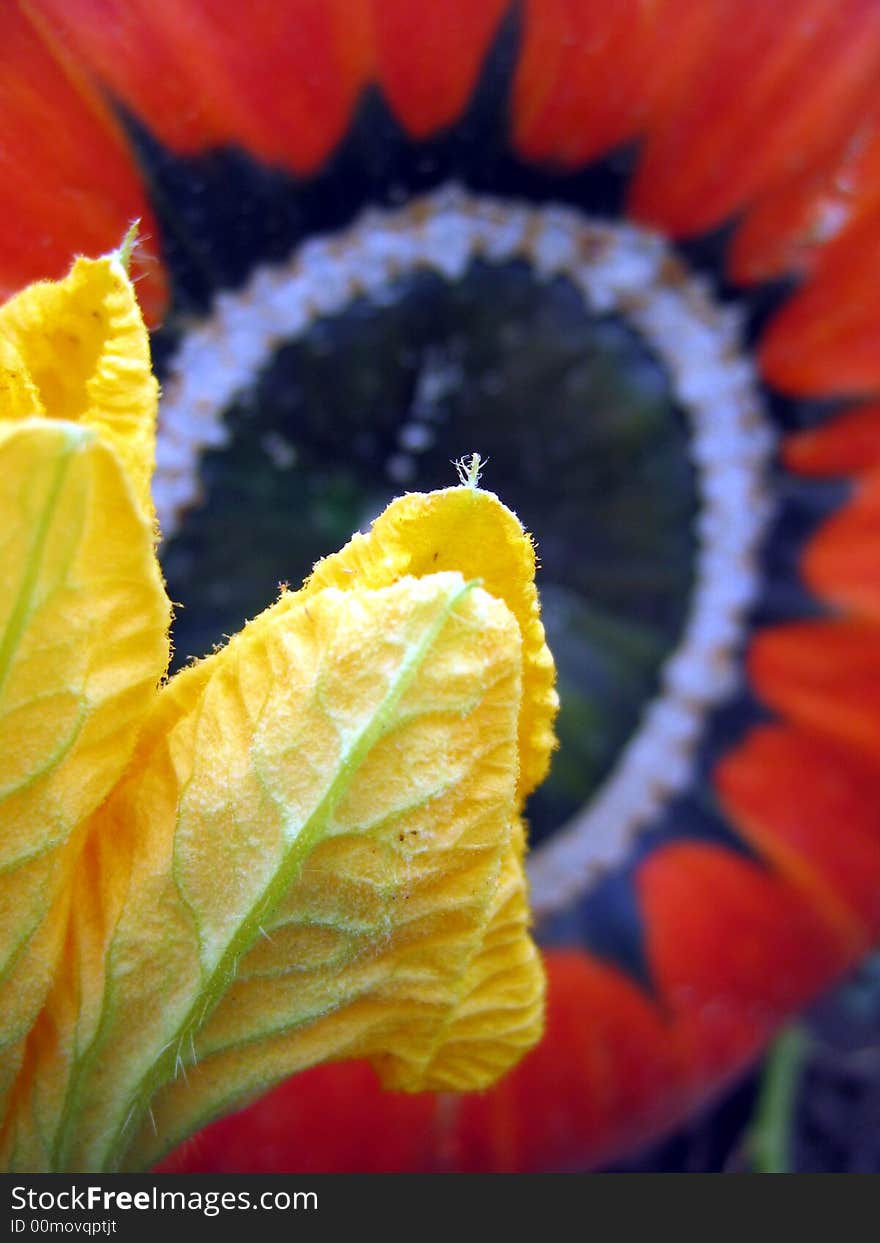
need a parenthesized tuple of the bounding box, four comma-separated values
(801, 471, 880, 618)
(760, 205, 880, 397)
(510, 0, 666, 167)
(0, 3, 165, 321)
(28, 0, 371, 175)
(750, 619, 880, 761)
(158, 1060, 438, 1174)
(370, 0, 508, 140)
(630, 0, 880, 238)
(716, 724, 880, 943)
(452, 950, 677, 1171)
(784, 404, 880, 476)
(730, 94, 880, 285)
(639, 843, 849, 1083)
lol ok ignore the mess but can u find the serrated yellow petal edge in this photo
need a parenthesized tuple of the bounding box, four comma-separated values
(302, 486, 559, 802)
(0, 255, 159, 528)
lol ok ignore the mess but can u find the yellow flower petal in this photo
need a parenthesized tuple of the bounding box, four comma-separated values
(0, 420, 170, 1111)
(0, 256, 159, 526)
(302, 485, 559, 801)
(5, 566, 544, 1171)
(0, 253, 554, 1174)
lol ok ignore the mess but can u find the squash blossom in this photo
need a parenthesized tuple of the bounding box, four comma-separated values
(0, 239, 557, 1173)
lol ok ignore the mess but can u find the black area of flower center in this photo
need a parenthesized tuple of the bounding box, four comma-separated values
(160, 259, 698, 843)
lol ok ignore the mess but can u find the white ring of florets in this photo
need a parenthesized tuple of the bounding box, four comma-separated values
(155, 186, 774, 918)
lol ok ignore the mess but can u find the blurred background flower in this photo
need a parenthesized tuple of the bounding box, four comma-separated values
(4, 0, 880, 1171)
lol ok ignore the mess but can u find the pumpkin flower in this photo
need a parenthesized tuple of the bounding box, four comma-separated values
(0, 245, 555, 1172)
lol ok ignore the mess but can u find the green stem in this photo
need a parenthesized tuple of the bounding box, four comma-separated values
(747, 1024, 811, 1174)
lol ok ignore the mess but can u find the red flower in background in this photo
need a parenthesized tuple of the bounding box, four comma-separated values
(5, 0, 880, 1171)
